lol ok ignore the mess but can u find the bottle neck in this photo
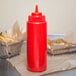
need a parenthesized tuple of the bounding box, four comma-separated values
(28, 15, 45, 22)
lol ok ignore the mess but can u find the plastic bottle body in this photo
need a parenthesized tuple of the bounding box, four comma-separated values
(27, 21, 47, 72)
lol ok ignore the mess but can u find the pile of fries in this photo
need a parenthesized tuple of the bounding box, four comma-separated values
(0, 32, 17, 43)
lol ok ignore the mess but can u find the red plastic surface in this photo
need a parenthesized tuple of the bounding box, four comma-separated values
(27, 5, 47, 72)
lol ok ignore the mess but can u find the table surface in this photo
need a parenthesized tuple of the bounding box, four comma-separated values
(0, 42, 76, 76)
(45, 69, 76, 76)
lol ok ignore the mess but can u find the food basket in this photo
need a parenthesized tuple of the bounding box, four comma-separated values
(47, 34, 76, 55)
(0, 41, 24, 59)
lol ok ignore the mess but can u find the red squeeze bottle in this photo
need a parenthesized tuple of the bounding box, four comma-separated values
(27, 5, 47, 72)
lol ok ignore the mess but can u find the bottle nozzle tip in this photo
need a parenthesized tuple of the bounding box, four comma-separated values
(35, 5, 38, 12)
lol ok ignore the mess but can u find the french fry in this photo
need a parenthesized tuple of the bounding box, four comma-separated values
(0, 36, 5, 41)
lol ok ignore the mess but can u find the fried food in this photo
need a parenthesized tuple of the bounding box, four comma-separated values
(47, 38, 76, 46)
(0, 32, 17, 43)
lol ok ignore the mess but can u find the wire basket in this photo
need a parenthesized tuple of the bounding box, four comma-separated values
(47, 45, 76, 55)
(0, 41, 24, 59)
